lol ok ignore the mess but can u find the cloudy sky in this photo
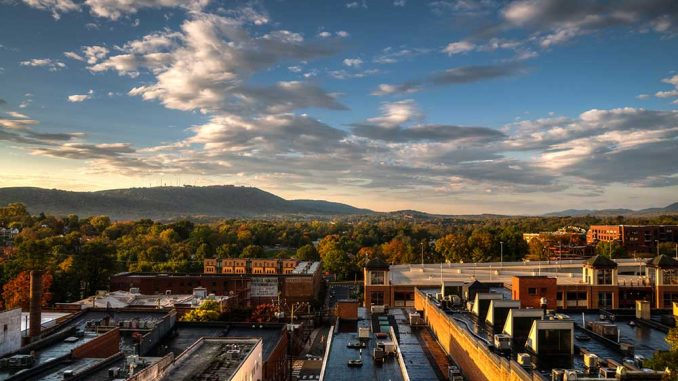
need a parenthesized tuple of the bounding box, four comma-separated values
(0, 0, 677, 214)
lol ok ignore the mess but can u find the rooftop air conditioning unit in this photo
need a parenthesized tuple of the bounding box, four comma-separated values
(517, 353, 531, 368)
(129, 287, 140, 294)
(226, 349, 241, 360)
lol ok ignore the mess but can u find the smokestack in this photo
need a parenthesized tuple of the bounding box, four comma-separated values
(29, 270, 42, 338)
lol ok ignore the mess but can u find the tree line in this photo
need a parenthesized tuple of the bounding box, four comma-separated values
(1, 202, 676, 308)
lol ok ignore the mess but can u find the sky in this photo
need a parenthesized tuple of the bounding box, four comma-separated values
(0, 0, 677, 215)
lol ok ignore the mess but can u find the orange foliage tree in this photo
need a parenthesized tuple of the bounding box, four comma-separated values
(2, 271, 53, 310)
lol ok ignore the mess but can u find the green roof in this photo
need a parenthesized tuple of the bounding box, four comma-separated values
(647, 254, 678, 269)
(585, 255, 618, 268)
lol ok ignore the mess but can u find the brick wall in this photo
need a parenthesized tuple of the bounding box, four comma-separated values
(414, 289, 533, 381)
(72, 328, 120, 359)
(512, 276, 557, 309)
(335, 301, 358, 320)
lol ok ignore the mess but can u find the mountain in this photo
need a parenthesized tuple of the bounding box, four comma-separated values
(0, 186, 374, 220)
(544, 202, 678, 217)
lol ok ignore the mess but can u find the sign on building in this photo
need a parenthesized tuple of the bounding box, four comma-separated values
(251, 277, 279, 297)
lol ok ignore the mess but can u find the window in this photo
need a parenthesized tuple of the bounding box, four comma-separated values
(370, 271, 385, 285)
(663, 269, 678, 285)
(597, 269, 613, 285)
(663, 292, 678, 307)
(371, 291, 384, 305)
(528, 288, 537, 296)
(598, 292, 613, 308)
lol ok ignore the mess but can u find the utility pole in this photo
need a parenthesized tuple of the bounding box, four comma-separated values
(500, 241, 504, 268)
(421, 241, 424, 269)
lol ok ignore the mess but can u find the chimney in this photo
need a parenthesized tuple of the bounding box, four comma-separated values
(29, 270, 42, 338)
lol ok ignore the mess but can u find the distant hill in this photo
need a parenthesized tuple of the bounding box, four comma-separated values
(0, 186, 374, 220)
(544, 202, 678, 217)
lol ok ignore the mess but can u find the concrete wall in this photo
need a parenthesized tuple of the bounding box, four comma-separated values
(127, 353, 174, 381)
(0, 309, 21, 357)
(414, 289, 534, 381)
(139, 310, 176, 355)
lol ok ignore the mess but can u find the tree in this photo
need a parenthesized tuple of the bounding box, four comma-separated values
(89, 215, 111, 234)
(2, 271, 53, 310)
(241, 245, 265, 259)
(381, 235, 414, 264)
(182, 300, 222, 322)
(468, 230, 493, 261)
(527, 239, 546, 261)
(323, 249, 351, 280)
(595, 241, 624, 258)
(296, 244, 319, 261)
(435, 234, 470, 263)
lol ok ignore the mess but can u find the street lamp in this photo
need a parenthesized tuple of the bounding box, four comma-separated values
(500, 241, 504, 267)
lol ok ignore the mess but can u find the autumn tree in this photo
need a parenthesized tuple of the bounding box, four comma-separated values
(2, 271, 53, 310)
(182, 300, 222, 322)
(435, 234, 470, 263)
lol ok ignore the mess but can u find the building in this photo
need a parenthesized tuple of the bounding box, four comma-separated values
(0, 309, 21, 357)
(511, 276, 557, 309)
(57, 288, 239, 318)
(110, 260, 323, 307)
(362, 255, 678, 312)
(156, 337, 263, 381)
(587, 225, 678, 253)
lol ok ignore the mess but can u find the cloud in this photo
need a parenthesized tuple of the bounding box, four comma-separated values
(443, 41, 475, 55)
(373, 63, 526, 95)
(393, 0, 406, 6)
(346, 1, 367, 9)
(63, 51, 84, 61)
(373, 47, 430, 64)
(22, 0, 209, 20)
(22, 0, 80, 20)
(499, 0, 678, 48)
(67, 90, 94, 103)
(20, 58, 66, 71)
(343, 58, 363, 67)
(90, 12, 341, 114)
(5, 111, 29, 119)
(352, 99, 505, 143)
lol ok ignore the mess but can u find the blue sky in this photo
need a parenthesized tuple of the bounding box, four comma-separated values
(0, 0, 677, 214)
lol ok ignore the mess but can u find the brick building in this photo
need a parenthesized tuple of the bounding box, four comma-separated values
(512, 276, 557, 309)
(110, 261, 323, 308)
(587, 225, 678, 253)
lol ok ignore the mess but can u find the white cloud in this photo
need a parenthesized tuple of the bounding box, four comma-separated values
(68, 90, 94, 103)
(443, 41, 475, 55)
(23, 0, 210, 20)
(82, 45, 110, 64)
(336, 31, 350, 38)
(64, 51, 84, 61)
(343, 58, 363, 67)
(393, 0, 406, 6)
(22, 0, 80, 20)
(20, 58, 66, 71)
(318, 31, 332, 38)
(5, 111, 30, 119)
(656, 90, 678, 98)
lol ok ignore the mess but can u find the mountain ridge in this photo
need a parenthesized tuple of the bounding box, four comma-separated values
(0, 186, 373, 220)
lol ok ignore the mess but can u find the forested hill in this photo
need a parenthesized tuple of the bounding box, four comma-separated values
(0, 186, 374, 219)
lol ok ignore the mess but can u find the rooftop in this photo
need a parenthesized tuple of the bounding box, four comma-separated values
(158, 337, 261, 381)
(149, 322, 285, 361)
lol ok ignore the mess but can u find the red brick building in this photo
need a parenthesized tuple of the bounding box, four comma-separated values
(511, 276, 557, 309)
(587, 225, 678, 253)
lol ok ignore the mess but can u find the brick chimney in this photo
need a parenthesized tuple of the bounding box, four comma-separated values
(29, 270, 42, 338)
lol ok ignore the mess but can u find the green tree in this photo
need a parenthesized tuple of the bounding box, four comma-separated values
(296, 244, 319, 261)
(182, 300, 222, 322)
(595, 241, 624, 258)
(527, 239, 546, 261)
(323, 248, 351, 280)
(241, 245, 265, 259)
(435, 234, 470, 263)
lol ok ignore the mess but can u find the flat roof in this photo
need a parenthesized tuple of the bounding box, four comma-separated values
(150, 322, 284, 361)
(324, 321, 404, 381)
(388, 259, 648, 288)
(159, 337, 260, 381)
